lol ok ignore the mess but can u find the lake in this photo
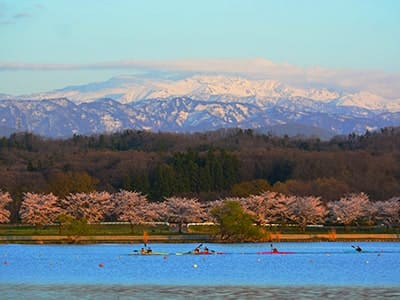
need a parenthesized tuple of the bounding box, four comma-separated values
(1, 242, 399, 299)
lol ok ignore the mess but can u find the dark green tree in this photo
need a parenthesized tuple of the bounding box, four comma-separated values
(211, 201, 264, 242)
(150, 163, 176, 200)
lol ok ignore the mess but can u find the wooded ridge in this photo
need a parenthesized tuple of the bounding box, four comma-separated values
(0, 127, 399, 222)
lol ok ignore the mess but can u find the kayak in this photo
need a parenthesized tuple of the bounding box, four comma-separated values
(175, 251, 224, 255)
(129, 251, 169, 256)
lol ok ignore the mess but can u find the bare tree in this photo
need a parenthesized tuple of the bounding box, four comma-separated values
(0, 191, 12, 224)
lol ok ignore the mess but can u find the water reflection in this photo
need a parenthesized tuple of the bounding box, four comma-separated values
(1, 284, 400, 300)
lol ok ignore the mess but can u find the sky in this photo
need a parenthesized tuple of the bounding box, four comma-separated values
(0, 0, 399, 95)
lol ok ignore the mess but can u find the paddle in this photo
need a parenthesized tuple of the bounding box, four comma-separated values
(143, 231, 148, 248)
(128, 249, 139, 256)
(176, 243, 215, 255)
(175, 243, 203, 255)
(191, 243, 203, 253)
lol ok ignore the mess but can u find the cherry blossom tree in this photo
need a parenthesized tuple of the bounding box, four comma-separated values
(112, 190, 159, 224)
(203, 199, 225, 222)
(288, 196, 327, 231)
(242, 191, 296, 226)
(241, 191, 294, 225)
(158, 197, 207, 232)
(19, 192, 62, 226)
(59, 191, 113, 223)
(328, 193, 370, 228)
(241, 194, 268, 225)
(265, 193, 296, 225)
(0, 191, 12, 224)
(361, 198, 380, 226)
(375, 197, 400, 228)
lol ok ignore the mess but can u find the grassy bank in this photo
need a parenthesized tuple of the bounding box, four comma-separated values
(0, 223, 399, 244)
(0, 233, 399, 244)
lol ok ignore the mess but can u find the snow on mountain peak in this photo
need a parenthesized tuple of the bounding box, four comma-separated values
(17, 73, 400, 112)
(335, 91, 400, 111)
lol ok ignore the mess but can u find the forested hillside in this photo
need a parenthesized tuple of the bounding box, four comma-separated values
(0, 127, 399, 221)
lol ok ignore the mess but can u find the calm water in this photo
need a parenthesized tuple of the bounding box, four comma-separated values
(1, 242, 399, 299)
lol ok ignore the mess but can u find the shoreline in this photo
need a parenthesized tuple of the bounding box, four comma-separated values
(0, 233, 399, 244)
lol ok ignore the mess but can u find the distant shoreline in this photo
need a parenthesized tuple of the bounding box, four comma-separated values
(0, 233, 399, 244)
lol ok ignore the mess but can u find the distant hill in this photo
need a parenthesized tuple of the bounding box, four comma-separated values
(262, 123, 336, 140)
(0, 96, 399, 139)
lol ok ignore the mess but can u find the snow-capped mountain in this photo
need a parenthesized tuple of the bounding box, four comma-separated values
(1, 74, 399, 138)
(20, 74, 400, 112)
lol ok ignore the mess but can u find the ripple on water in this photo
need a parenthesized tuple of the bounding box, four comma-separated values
(1, 285, 400, 300)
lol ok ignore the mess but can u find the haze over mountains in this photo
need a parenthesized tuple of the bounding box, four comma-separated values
(1, 74, 400, 139)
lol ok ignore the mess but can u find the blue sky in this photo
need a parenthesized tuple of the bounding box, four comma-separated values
(0, 0, 399, 95)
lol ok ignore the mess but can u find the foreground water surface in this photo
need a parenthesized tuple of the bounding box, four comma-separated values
(0, 242, 399, 299)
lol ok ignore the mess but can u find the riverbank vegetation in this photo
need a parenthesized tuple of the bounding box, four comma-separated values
(0, 190, 399, 241)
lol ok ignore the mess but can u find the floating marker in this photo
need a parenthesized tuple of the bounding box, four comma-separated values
(98, 263, 104, 268)
(193, 264, 198, 268)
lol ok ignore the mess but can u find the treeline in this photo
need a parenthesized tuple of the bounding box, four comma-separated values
(0, 127, 400, 222)
(1, 191, 399, 234)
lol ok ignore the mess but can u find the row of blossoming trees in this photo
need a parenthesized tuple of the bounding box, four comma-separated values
(0, 190, 399, 230)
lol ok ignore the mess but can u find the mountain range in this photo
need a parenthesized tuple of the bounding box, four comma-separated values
(1, 74, 399, 139)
